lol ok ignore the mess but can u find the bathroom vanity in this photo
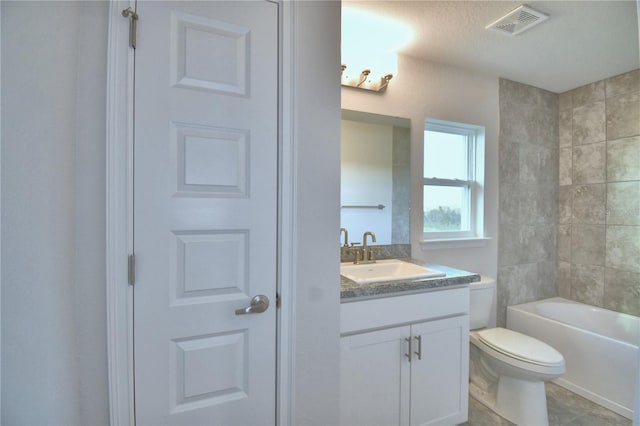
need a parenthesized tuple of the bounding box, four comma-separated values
(340, 262, 479, 426)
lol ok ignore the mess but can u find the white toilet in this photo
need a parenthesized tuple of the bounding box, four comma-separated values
(469, 277, 566, 425)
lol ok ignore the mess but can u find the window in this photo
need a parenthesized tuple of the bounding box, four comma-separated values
(423, 118, 485, 241)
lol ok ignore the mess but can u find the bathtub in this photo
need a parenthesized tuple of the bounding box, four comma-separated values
(507, 297, 639, 419)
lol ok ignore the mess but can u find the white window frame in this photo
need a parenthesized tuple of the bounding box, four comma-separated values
(423, 118, 485, 242)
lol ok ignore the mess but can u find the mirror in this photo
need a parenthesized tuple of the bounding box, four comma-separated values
(341, 109, 411, 246)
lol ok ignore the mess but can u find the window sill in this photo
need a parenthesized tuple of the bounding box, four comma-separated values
(420, 237, 492, 250)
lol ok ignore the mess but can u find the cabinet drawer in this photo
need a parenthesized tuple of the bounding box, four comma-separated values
(341, 287, 469, 334)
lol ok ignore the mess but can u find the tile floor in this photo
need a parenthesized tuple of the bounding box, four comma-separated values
(463, 382, 631, 426)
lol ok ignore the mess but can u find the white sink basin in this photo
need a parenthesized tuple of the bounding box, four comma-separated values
(340, 259, 445, 285)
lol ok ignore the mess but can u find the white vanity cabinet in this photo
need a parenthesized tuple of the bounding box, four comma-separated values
(340, 287, 470, 426)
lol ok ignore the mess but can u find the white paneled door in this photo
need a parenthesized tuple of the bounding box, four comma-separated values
(132, 2, 278, 424)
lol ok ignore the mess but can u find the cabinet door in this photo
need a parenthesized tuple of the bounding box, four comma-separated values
(410, 316, 469, 426)
(340, 326, 411, 426)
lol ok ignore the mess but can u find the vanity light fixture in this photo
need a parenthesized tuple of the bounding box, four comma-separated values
(341, 64, 393, 92)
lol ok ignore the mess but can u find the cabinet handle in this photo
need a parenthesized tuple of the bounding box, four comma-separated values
(414, 335, 422, 360)
(404, 337, 412, 362)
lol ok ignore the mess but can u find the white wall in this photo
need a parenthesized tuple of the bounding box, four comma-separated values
(2, 2, 84, 423)
(2, 1, 110, 423)
(2, 1, 340, 424)
(74, 2, 110, 422)
(342, 55, 499, 279)
(292, 2, 342, 424)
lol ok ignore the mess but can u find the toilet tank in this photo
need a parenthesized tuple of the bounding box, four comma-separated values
(470, 276, 496, 330)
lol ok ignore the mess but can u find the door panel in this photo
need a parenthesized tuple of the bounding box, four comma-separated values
(133, 2, 278, 424)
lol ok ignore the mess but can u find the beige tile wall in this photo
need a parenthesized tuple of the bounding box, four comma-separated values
(558, 69, 640, 316)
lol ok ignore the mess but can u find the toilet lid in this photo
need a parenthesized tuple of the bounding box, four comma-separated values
(477, 328, 564, 366)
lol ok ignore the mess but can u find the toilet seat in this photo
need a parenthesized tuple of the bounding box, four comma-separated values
(471, 328, 565, 376)
(477, 327, 565, 367)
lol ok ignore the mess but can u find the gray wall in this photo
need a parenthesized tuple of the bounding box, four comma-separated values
(498, 70, 640, 326)
(558, 69, 640, 315)
(497, 79, 559, 327)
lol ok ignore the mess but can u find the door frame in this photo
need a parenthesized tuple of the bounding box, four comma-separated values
(105, 1, 296, 424)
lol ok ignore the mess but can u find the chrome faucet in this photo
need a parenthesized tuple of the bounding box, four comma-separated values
(361, 231, 377, 264)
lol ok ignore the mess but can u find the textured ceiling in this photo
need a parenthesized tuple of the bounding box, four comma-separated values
(343, 1, 640, 93)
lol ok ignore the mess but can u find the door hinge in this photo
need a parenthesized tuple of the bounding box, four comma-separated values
(121, 7, 139, 49)
(128, 254, 136, 286)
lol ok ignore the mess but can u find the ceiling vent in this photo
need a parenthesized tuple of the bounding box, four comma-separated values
(486, 4, 549, 36)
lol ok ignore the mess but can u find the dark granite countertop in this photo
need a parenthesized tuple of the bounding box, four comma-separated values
(340, 258, 480, 302)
